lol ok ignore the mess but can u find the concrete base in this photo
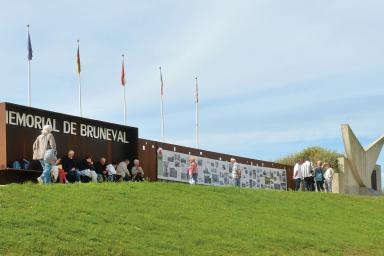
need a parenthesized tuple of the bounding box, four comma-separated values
(359, 187, 381, 196)
(335, 157, 382, 195)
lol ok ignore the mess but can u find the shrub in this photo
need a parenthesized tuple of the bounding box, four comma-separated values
(276, 146, 343, 172)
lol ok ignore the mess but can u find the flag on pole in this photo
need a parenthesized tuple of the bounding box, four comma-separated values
(76, 40, 82, 117)
(195, 77, 199, 149)
(121, 56, 126, 86)
(121, 54, 127, 125)
(195, 77, 199, 103)
(159, 67, 164, 96)
(27, 28, 33, 61)
(27, 25, 32, 107)
(76, 41, 81, 74)
(159, 66, 165, 142)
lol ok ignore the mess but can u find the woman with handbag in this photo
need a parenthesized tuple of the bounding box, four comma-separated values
(33, 125, 57, 184)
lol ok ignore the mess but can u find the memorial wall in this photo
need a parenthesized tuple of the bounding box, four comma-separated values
(157, 149, 288, 190)
(0, 102, 138, 169)
(138, 139, 294, 189)
(0, 103, 294, 189)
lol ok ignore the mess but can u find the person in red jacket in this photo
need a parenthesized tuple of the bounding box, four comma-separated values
(188, 156, 198, 185)
(56, 162, 68, 184)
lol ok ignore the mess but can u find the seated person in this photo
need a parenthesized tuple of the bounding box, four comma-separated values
(11, 158, 31, 170)
(131, 159, 144, 181)
(115, 159, 131, 181)
(59, 150, 81, 183)
(56, 163, 68, 184)
(94, 157, 108, 182)
(106, 162, 117, 182)
(78, 155, 98, 182)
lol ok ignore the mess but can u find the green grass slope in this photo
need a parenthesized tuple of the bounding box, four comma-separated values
(0, 182, 383, 256)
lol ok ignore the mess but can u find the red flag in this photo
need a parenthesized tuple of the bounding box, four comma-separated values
(195, 77, 198, 103)
(76, 41, 81, 74)
(121, 59, 126, 86)
(159, 67, 164, 96)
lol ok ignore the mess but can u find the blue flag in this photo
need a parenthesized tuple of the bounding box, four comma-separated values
(27, 32, 33, 61)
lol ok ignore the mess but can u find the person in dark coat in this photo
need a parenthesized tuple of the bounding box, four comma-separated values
(58, 150, 80, 182)
(94, 157, 108, 181)
(78, 155, 97, 182)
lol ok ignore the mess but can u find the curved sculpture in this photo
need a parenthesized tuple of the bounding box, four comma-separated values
(341, 124, 384, 188)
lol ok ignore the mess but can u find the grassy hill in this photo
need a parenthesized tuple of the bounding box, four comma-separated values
(0, 182, 383, 256)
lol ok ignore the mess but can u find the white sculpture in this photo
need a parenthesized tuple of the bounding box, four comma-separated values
(341, 124, 384, 189)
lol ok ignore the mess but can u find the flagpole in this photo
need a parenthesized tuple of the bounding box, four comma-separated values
(78, 72, 82, 117)
(123, 85, 126, 125)
(159, 66, 165, 142)
(77, 40, 82, 117)
(28, 56, 31, 107)
(27, 25, 31, 107)
(122, 54, 127, 125)
(195, 77, 199, 149)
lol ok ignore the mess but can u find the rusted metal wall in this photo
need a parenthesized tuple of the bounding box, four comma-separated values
(0, 104, 6, 169)
(138, 138, 294, 189)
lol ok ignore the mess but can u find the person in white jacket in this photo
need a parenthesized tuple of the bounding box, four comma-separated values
(33, 125, 56, 184)
(301, 159, 314, 191)
(323, 163, 334, 192)
(231, 158, 241, 187)
(293, 159, 303, 191)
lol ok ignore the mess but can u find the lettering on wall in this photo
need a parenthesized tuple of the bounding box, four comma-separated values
(5, 110, 129, 144)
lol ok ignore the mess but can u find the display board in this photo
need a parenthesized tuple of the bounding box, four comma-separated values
(157, 149, 287, 190)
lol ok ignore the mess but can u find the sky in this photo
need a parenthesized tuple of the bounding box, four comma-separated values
(1, 0, 384, 185)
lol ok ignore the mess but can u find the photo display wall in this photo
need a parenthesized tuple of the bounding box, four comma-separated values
(157, 150, 287, 190)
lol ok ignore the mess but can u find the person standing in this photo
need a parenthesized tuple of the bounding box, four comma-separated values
(323, 163, 334, 192)
(188, 156, 198, 184)
(314, 161, 325, 192)
(300, 158, 313, 191)
(293, 159, 303, 191)
(33, 125, 57, 184)
(230, 158, 241, 188)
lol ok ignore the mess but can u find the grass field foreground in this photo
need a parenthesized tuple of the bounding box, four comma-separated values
(0, 182, 384, 255)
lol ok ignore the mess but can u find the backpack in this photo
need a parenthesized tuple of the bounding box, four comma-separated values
(12, 161, 22, 169)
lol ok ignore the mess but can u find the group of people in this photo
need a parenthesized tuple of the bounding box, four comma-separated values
(33, 125, 144, 184)
(54, 150, 145, 183)
(33, 125, 333, 190)
(187, 156, 242, 187)
(293, 159, 334, 192)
